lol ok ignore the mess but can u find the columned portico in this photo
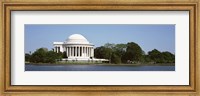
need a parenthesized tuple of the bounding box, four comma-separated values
(53, 34, 94, 61)
(64, 45, 93, 58)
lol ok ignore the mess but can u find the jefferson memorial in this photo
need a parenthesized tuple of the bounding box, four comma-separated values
(53, 34, 107, 62)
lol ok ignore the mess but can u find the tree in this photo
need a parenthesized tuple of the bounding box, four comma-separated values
(62, 51, 67, 58)
(104, 43, 115, 49)
(114, 44, 126, 50)
(94, 46, 104, 58)
(113, 44, 126, 56)
(148, 49, 162, 63)
(45, 51, 60, 63)
(30, 48, 47, 63)
(111, 52, 121, 64)
(25, 53, 31, 62)
(161, 51, 175, 63)
(140, 50, 147, 62)
(148, 49, 175, 63)
(123, 42, 143, 63)
(143, 55, 152, 63)
(29, 48, 62, 63)
(94, 46, 112, 59)
(95, 43, 127, 64)
(94, 42, 174, 64)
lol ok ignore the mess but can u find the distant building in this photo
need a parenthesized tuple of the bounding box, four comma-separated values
(53, 34, 108, 62)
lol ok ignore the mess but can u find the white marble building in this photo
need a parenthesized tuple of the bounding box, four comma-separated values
(53, 34, 107, 62)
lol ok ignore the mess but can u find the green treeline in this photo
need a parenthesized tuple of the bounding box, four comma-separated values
(94, 42, 175, 64)
(26, 42, 175, 64)
(25, 48, 63, 63)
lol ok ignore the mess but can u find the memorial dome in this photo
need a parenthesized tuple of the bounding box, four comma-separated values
(65, 34, 90, 44)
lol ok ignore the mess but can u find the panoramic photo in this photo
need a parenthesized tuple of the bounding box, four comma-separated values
(25, 24, 175, 71)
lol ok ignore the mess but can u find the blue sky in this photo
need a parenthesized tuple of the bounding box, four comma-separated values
(25, 24, 175, 54)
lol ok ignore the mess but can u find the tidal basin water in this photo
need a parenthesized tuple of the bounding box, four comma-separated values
(25, 64, 175, 71)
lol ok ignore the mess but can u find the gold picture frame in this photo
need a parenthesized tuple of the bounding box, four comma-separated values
(0, 0, 199, 96)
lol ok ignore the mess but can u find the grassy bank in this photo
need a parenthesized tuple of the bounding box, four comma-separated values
(25, 62, 175, 66)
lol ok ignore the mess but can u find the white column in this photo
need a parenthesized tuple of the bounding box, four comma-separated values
(90, 47, 92, 57)
(88, 47, 89, 57)
(66, 47, 68, 57)
(87, 47, 89, 57)
(81, 47, 83, 57)
(69, 47, 71, 57)
(72, 47, 74, 57)
(76, 47, 77, 57)
(84, 46, 86, 56)
(67, 47, 69, 56)
(81, 46, 83, 57)
(91, 47, 93, 57)
(67, 47, 69, 57)
(71, 47, 73, 57)
(63, 46, 65, 52)
(70, 47, 72, 57)
(85, 47, 86, 57)
(88, 47, 90, 57)
(92, 47, 94, 57)
(68, 47, 69, 57)
(84, 47, 86, 57)
(89, 47, 91, 57)
(82, 46, 84, 57)
(82, 47, 83, 56)
(78, 46, 81, 57)
(79, 46, 81, 57)
(85, 47, 87, 57)
(86, 47, 87, 57)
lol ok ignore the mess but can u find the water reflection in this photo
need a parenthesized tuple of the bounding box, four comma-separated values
(25, 64, 175, 71)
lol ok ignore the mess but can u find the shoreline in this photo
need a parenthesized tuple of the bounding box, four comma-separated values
(25, 63, 175, 66)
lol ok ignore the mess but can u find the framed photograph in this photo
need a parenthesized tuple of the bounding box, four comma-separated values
(1, 0, 199, 96)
